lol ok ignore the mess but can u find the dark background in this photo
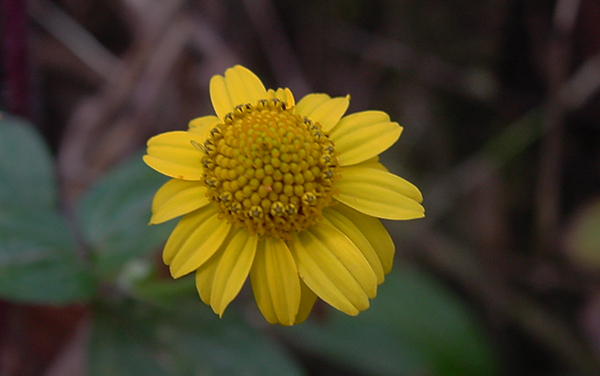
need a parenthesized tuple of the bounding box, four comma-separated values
(2, 0, 600, 375)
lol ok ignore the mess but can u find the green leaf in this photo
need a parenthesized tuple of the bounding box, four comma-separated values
(0, 210, 94, 303)
(287, 315, 427, 376)
(133, 274, 197, 306)
(0, 114, 93, 303)
(286, 264, 499, 376)
(89, 298, 306, 376)
(77, 153, 174, 278)
(0, 113, 56, 213)
(89, 302, 169, 376)
(163, 309, 306, 376)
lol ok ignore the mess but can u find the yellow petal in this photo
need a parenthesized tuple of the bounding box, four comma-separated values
(323, 207, 385, 284)
(336, 166, 424, 220)
(209, 74, 234, 120)
(143, 131, 205, 180)
(224, 65, 267, 108)
(288, 220, 377, 316)
(281, 88, 295, 107)
(195, 251, 221, 305)
(328, 203, 395, 274)
(164, 205, 231, 278)
(188, 115, 220, 140)
(307, 96, 350, 132)
(330, 111, 402, 166)
(210, 229, 258, 316)
(355, 156, 388, 171)
(294, 279, 318, 325)
(150, 179, 210, 224)
(210, 66, 267, 119)
(267, 88, 295, 107)
(295, 93, 331, 117)
(250, 242, 276, 324)
(251, 237, 300, 326)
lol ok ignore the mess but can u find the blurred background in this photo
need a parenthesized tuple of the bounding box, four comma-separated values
(2, 0, 600, 375)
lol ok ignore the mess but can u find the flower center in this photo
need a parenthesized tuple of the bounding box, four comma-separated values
(201, 98, 339, 239)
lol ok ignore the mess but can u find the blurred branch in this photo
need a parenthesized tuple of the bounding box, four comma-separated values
(42, 319, 88, 376)
(512, 292, 599, 373)
(419, 24, 600, 231)
(32, 0, 241, 209)
(560, 51, 600, 108)
(188, 14, 239, 78)
(327, 22, 499, 102)
(240, 0, 310, 93)
(534, 0, 581, 253)
(87, 14, 195, 171)
(2, 0, 31, 117)
(56, 0, 188, 205)
(554, 0, 582, 33)
(419, 107, 543, 226)
(29, 0, 122, 81)
(410, 229, 600, 374)
(129, 15, 194, 119)
(389, 1, 600, 369)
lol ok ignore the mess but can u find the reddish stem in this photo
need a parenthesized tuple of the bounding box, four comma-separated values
(2, 0, 30, 118)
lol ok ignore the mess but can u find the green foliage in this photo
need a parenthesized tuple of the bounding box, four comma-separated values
(0, 114, 93, 303)
(89, 298, 305, 376)
(90, 302, 169, 376)
(76, 152, 174, 279)
(286, 264, 499, 376)
(0, 114, 56, 213)
(0, 209, 93, 303)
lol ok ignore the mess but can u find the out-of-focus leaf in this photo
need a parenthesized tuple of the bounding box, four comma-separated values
(77, 153, 174, 278)
(89, 302, 169, 376)
(90, 298, 306, 376)
(0, 113, 56, 213)
(0, 114, 93, 303)
(286, 264, 499, 376)
(0, 210, 94, 303)
(287, 314, 427, 376)
(164, 307, 306, 376)
(566, 199, 600, 270)
(133, 274, 197, 305)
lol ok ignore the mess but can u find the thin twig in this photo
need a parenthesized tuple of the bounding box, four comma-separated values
(535, 0, 581, 253)
(240, 0, 310, 93)
(56, 0, 187, 205)
(2, 0, 31, 117)
(412, 230, 600, 374)
(188, 14, 239, 78)
(326, 22, 499, 102)
(560, 51, 600, 108)
(29, 0, 122, 81)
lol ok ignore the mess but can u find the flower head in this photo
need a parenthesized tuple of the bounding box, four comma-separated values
(143, 65, 424, 325)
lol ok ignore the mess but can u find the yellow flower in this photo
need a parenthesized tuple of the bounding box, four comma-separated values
(143, 65, 424, 325)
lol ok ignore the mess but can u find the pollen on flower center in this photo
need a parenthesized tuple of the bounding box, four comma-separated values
(201, 98, 340, 239)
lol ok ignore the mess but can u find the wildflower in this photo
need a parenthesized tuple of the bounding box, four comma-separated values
(143, 65, 424, 325)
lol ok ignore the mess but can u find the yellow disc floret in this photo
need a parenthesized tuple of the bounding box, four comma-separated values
(201, 98, 340, 239)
